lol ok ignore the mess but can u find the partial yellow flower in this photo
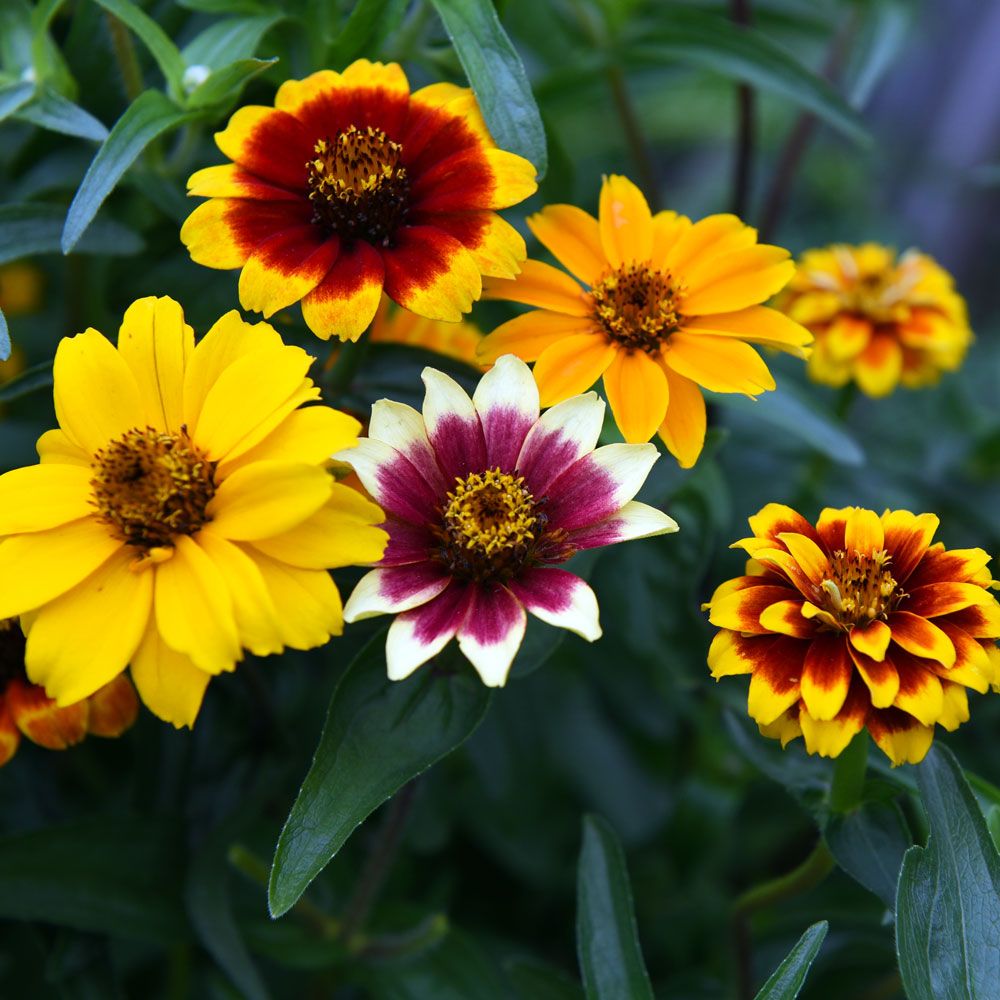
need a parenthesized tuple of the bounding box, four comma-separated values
(0, 262, 44, 316)
(477, 174, 812, 468)
(181, 59, 537, 342)
(776, 243, 972, 397)
(0, 297, 387, 728)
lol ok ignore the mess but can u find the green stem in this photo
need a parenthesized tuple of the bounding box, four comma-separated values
(733, 839, 834, 917)
(105, 13, 143, 102)
(830, 731, 869, 814)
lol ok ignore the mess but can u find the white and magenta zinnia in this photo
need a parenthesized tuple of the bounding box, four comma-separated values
(337, 354, 678, 685)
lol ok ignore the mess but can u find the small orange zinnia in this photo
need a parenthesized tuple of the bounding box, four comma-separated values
(182, 59, 537, 342)
(776, 243, 972, 396)
(477, 174, 811, 468)
(0, 618, 138, 767)
(706, 504, 1000, 766)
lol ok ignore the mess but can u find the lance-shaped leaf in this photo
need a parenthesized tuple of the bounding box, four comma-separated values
(92, 0, 186, 97)
(896, 744, 1000, 999)
(16, 87, 108, 141)
(754, 921, 828, 1000)
(428, 0, 547, 177)
(576, 814, 653, 1000)
(268, 632, 492, 917)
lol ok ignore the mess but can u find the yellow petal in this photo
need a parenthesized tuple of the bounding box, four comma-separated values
(845, 507, 884, 554)
(527, 204, 606, 284)
(477, 310, 597, 364)
(683, 306, 813, 359)
(682, 247, 795, 314)
(36, 429, 91, 467)
(252, 551, 344, 650)
(0, 464, 95, 534)
(598, 174, 653, 268)
(664, 333, 775, 395)
(665, 214, 752, 272)
(532, 334, 618, 407)
(657, 365, 706, 468)
(603, 349, 668, 443)
(650, 210, 692, 262)
(130, 620, 211, 729)
(483, 259, 590, 317)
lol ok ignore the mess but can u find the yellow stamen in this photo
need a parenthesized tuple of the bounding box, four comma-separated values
(590, 263, 683, 354)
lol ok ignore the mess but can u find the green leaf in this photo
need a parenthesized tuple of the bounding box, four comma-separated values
(186, 57, 277, 108)
(268, 632, 492, 917)
(0, 818, 187, 944)
(0, 79, 35, 120)
(92, 0, 186, 97)
(711, 380, 865, 466)
(845, 0, 913, 108)
(181, 14, 283, 70)
(62, 90, 195, 253)
(896, 744, 1000, 999)
(0, 204, 143, 265)
(825, 800, 911, 909)
(331, 0, 407, 64)
(632, 8, 869, 145)
(987, 804, 1000, 853)
(16, 87, 108, 140)
(428, 0, 548, 176)
(575, 814, 653, 1000)
(505, 956, 584, 1000)
(0, 307, 9, 362)
(753, 921, 828, 1000)
(0, 360, 52, 403)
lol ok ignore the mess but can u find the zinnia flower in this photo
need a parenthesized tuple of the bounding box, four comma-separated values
(776, 242, 972, 396)
(706, 504, 1000, 765)
(337, 355, 678, 685)
(0, 296, 387, 727)
(181, 59, 537, 342)
(0, 618, 138, 767)
(477, 174, 811, 468)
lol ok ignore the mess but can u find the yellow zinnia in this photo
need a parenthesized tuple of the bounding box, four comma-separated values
(776, 242, 972, 397)
(477, 174, 812, 468)
(0, 296, 387, 727)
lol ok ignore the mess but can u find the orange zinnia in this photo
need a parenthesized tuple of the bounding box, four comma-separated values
(181, 59, 537, 342)
(776, 243, 972, 396)
(706, 504, 1000, 765)
(477, 175, 811, 468)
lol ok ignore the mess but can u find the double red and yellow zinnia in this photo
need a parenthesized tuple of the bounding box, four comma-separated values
(478, 174, 812, 468)
(182, 59, 537, 342)
(706, 504, 1000, 765)
(776, 243, 972, 396)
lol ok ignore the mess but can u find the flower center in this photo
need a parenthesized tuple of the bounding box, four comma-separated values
(591, 263, 683, 354)
(819, 549, 900, 628)
(305, 126, 409, 245)
(435, 469, 540, 582)
(0, 618, 26, 688)
(90, 427, 216, 550)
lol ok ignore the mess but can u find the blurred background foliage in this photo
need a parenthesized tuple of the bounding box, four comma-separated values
(2, 0, 1000, 997)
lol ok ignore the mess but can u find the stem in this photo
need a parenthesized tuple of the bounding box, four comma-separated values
(829, 730, 869, 814)
(729, 0, 755, 219)
(105, 13, 143, 102)
(606, 64, 660, 210)
(340, 781, 418, 948)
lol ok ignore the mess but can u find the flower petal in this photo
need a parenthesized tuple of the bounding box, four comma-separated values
(533, 334, 618, 407)
(664, 214, 751, 272)
(603, 349, 668, 443)
(343, 565, 452, 621)
(0, 464, 95, 534)
(368, 398, 447, 495)
(664, 333, 775, 395)
(800, 633, 853, 720)
(906, 545, 992, 589)
(682, 306, 812, 359)
(845, 507, 884, 554)
(657, 365, 706, 469)
(567, 500, 678, 549)
(709, 585, 799, 634)
(415, 210, 525, 280)
(421, 366, 487, 481)
(682, 246, 795, 314)
(86, 675, 139, 737)
(214, 105, 313, 188)
(130, 620, 211, 729)
(866, 707, 933, 766)
(6, 679, 88, 749)
(477, 310, 597, 365)
(904, 582, 994, 618)
(527, 204, 606, 284)
(300, 241, 385, 342)
(888, 610, 956, 666)
(335, 439, 439, 524)
(472, 354, 539, 469)
(848, 646, 900, 708)
(483, 259, 590, 317)
(854, 333, 903, 397)
(880, 510, 939, 582)
(251, 551, 344, 650)
(892, 650, 945, 725)
(598, 174, 653, 268)
(776, 532, 831, 584)
(747, 638, 805, 725)
(457, 584, 527, 686)
(758, 599, 816, 638)
(225, 406, 361, 472)
(799, 677, 868, 758)
(708, 629, 763, 678)
(508, 567, 601, 641)
(849, 619, 892, 661)
(385, 582, 472, 680)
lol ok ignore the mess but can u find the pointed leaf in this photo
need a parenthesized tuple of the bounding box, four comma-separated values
(180, 14, 283, 70)
(0, 79, 35, 121)
(1, 204, 143, 265)
(331, 0, 407, 63)
(896, 744, 1000, 999)
(268, 632, 492, 917)
(91, 0, 186, 96)
(576, 814, 653, 1000)
(16, 87, 108, 140)
(428, 0, 547, 176)
(754, 921, 828, 1000)
(186, 57, 277, 109)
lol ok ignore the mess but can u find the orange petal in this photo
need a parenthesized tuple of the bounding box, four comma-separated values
(603, 349, 668, 443)
(823, 315, 871, 361)
(0, 698, 21, 766)
(598, 174, 653, 267)
(889, 611, 956, 666)
(664, 214, 751, 272)
(844, 507, 884, 554)
(6, 678, 88, 750)
(300, 241, 384, 341)
(527, 204, 606, 284)
(86, 674, 139, 737)
(532, 334, 617, 407)
(848, 645, 900, 708)
(682, 246, 795, 314)
(682, 305, 813, 359)
(708, 629, 762, 678)
(746, 638, 806, 725)
(801, 634, 853, 720)
(854, 333, 903, 397)
(483, 259, 590, 317)
(478, 310, 597, 364)
(709, 585, 799, 634)
(866, 707, 934, 766)
(892, 651, 945, 725)
(650, 210, 692, 262)
(664, 333, 775, 395)
(907, 546, 992, 588)
(776, 532, 830, 584)
(905, 582, 994, 618)
(799, 677, 869, 759)
(748, 504, 822, 546)
(657, 365, 706, 469)
(849, 619, 891, 661)
(758, 599, 816, 638)
(880, 510, 939, 582)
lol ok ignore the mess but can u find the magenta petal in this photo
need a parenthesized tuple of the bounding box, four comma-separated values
(372, 450, 440, 525)
(508, 567, 580, 615)
(385, 580, 474, 679)
(378, 562, 451, 605)
(543, 455, 624, 532)
(481, 405, 534, 472)
(429, 411, 487, 483)
(380, 516, 434, 567)
(455, 584, 527, 686)
(518, 424, 591, 497)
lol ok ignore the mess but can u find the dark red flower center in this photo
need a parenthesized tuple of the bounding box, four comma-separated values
(90, 427, 216, 550)
(305, 126, 410, 246)
(819, 548, 901, 627)
(591, 264, 682, 354)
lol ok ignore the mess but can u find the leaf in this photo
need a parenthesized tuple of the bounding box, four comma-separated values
(62, 90, 196, 253)
(896, 743, 1000, 999)
(0, 308, 9, 362)
(632, 8, 869, 145)
(0, 360, 52, 402)
(505, 956, 585, 1000)
(0, 204, 142, 266)
(845, 0, 913, 108)
(186, 57, 277, 108)
(575, 814, 653, 1000)
(0, 79, 35, 120)
(711, 380, 866, 466)
(428, 0, 548, 176)
(825, 800, 911, 909)
(753, 921, 828, 1000)
(91, 0, 186, 97)
(180, 14, 283, 70)
(16, 87, 108, 140)
(0, 817, 187, 944)
(331, 0, 408, 64)
(268, 632, 492, 917)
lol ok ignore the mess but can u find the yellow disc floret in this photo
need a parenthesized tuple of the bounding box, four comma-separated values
(591, 263, 682, 354)
(820, 549, 900, 628)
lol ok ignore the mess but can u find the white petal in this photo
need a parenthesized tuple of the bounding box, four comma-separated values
(457, 587, 527, 687)
(342, 566, 450, 622)
(516, 391, 605, 493)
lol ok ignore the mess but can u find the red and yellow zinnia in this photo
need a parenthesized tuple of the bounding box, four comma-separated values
(477, 174, 812, 468)
(705, 504, 1000, 765)
(181, 59, 537, 342)
(776, 243, 972, 397)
